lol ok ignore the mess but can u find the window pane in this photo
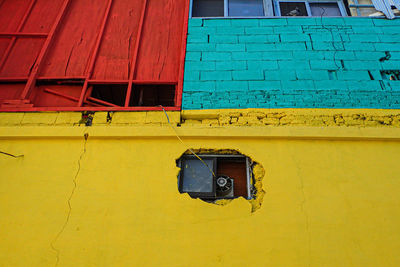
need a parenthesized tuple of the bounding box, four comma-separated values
(192, 0, 224, 17)
(228, 0, 264, 16)
(279, 2, 308, 16)
(181, 159, 214, 193)
(310, 3, 342, 16)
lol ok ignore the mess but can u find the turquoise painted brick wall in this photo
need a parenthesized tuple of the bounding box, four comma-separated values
(182, 17, 400, 109)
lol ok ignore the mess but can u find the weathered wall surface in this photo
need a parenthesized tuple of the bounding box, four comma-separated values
(1, 112, 400, 266)
(183, 18, 400, 109)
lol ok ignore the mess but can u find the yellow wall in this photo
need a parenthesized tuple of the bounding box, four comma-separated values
(1, 110, 400, 266)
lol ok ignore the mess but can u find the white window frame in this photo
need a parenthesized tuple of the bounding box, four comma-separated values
(189, 0, 275, 18)
(274, 0, 348, 16)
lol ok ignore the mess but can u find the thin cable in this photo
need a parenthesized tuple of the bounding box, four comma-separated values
(159, 105, 216, 177)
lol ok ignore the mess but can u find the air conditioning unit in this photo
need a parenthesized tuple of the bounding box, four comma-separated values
(216, 175, 234, 198)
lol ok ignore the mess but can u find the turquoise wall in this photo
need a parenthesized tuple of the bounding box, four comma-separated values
(182, 18, 400, 109)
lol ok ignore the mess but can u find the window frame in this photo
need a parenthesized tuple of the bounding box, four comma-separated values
(190, 0, 275, 18)
(274, 0, 348, 16)
(189, 0, 347, 17)
(178, 154, 253, 200)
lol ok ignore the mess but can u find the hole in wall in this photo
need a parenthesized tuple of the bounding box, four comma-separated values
(129, 84, 175, 107)
(176, 149, 265, 212)
(90, 84, 127, 106)
(381, 70, 400, 81)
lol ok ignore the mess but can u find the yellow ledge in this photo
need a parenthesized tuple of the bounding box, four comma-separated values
(1, 125, 400, 141)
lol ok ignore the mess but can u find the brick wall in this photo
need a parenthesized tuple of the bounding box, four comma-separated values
(182, 18, 400, 109)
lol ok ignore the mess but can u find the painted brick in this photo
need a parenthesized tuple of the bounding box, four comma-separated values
(185, 52, 201, 61)
(309, 33, 349, 43)
(232, 52, 263, 60)
(280, 34, 310, 42)
(209, 35, 237, 43)
(325, 51, 356, 60)
(351, 26, 382, 34)
(187, 34, 208, 43)
(231, 19, 259, 27)
(354, 51, 385, 60)
(380, 60, 400, 69)
(184, 70, 200, 81)
(375, 43, 400, 52)
(275, 42, 306, 51)
(183, 18, 400, 110)
(247, 61, 278, 70)
(265, 70, 296, 81)
(287, 18, 317, 25)
(188, 19, 203, 27)
(292, 51, 325, 60)
(310, 42, 345, 51)
(216, 27, 245, 34)
(343, 60, 381, 70)
(245, 27, 274, 35)
(201, 71, 232, 81)
(232, 70, 264, 80)
(216, 44, 245, 52)
(344, 17, 374, 26)
(184, 81, 215, 92)
(190, 27, 216, 35)
(246, 43, 275, 51)
(314, 80, 347, 90)
(262, 51, 293, 60)
(185, 61, 215, 71)
(343, 42, 375, 51)
(259, 19, 287, 26)
(310, 60, 339, 70)
(249, 81, 281, 90)
(385, 81, 400, 91)
(336, 71, 371, 81)
(273, 26, 303, 33)
(186, 43, 215, 52)
(239, 35, 268, 43)
(216, 61, 246, 71)
(203, 19, 231, 27)
(379, 35, 400, 42)
(278, 60, 310, 70)
(346, 81, 382, 91)
(373, 18, 400, 26)
(349, 34, 380, 43)
(202, 52, 231, 61)
(216, 81, 248, 91)
(296, 70, 330, 80)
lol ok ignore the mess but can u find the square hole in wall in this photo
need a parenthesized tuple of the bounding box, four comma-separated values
(178, 154, 252, 201)
(89, 84, 127, 106)
(129, 84, 175, 107)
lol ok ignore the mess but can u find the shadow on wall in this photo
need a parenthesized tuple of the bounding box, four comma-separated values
(176, 148, 265, 213)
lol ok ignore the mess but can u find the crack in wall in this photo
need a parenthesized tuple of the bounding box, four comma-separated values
(50, 132, 89, 267)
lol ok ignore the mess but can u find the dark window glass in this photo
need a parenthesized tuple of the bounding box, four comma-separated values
(228, 0, 264, 16)
(279, 2, 308, 16)
(310, 3, 342, 16)
(192, 0, 224, 17)
(181, 159, 215, 193)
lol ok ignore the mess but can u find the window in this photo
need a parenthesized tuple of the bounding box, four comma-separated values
(275, 0, 346, 16)
(191, 0, 272, 17)
(190, 0, 347, 17)
(177, 154, 253, 201)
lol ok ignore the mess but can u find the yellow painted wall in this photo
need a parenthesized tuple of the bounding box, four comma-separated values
(1, 110, 400, 266)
